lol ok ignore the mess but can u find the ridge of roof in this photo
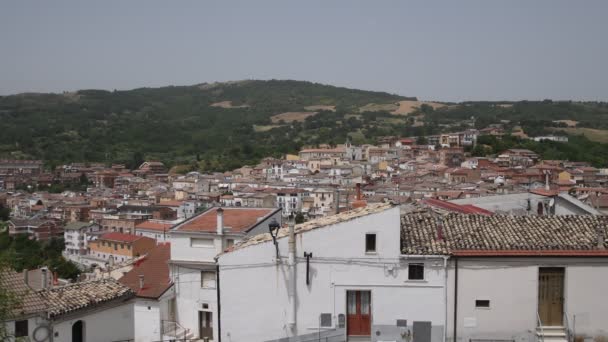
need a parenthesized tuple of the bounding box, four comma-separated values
(223, 203, 395, 254)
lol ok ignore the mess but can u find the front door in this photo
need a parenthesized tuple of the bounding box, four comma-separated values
(538, 267, 564, 326)
(199, 311, 213, 340)
(347, 290, 371, 336)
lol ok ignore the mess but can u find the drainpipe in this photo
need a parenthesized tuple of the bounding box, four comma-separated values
(288, 215, 297, 332)
(216, 264, 222, 342)
(453, 257, 459, 342)
(443, 256, 449, 342)
(216, 207, 224, 236)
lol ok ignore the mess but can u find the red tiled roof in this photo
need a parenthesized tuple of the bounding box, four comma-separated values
(530, 188, 559, 196)
(100, 232, 149, 243)
(135, 220, 173, 232)
(176, 207, 276, 233)
(423, 198, 493, 216)
(119, 244, 172, 299)
(452, 249, 608, 257)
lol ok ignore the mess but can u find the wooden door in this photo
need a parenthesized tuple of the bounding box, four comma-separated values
(347, 291, 371, 336)
(199, 311, 213, 339)
(538, 268, 564, 326)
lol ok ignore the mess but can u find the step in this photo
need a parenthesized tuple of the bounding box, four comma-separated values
(537, 332, 567, 337)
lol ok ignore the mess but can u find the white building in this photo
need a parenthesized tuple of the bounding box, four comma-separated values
(2, 273, 136, 342)
(168, 207, 282, 341)
(402, 212, 608, 342)
(63, 221, 101, 264)
(217, 204, 448, 342)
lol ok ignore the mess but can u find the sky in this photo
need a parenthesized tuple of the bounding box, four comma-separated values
(1, 1, 607, 101)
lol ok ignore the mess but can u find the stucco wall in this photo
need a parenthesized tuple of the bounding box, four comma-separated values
(52, 301, 134, 342)
(134, 300, 161, 342)
(218, 207, 446, 342)
(445, 258, 608, 342)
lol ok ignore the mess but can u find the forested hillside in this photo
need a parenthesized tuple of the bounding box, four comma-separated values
(1, 80, 607, 171)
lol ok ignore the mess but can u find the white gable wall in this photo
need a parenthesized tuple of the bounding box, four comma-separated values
(219, 207, 447, 342)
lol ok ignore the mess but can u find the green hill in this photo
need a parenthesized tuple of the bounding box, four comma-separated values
(0, 80, 607, 171)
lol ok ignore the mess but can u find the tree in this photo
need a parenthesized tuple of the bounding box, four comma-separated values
(0, 206, 9, 221)
(416, 136, 428, 145)
(294, 212, 305, 224)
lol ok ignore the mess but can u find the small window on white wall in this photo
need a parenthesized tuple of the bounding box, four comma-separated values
(365, 233, 376, 253)
(201, 271, 216, 288)
(191, 238, 214, 248)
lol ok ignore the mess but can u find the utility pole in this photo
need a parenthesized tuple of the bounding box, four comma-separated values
(288, 215, 297, 333)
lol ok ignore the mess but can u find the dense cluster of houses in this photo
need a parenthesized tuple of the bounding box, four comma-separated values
(2, 135, 608, 342)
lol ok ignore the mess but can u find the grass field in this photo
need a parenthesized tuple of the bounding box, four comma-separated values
(270, 111, 318, 123)
(253, 124, 283, 132)
(548, 127, 608, 143)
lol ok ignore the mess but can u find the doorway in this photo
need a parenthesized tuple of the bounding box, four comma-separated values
(72, 320, 84, 342)
(538, 267, 564, 326)
(346, 290, 371, 337)
(199, 311, 213, 340)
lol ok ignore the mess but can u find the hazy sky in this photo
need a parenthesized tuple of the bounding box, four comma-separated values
(1, 1, 607, 101)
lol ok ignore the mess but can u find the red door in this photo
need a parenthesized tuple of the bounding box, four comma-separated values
(347, 291, 371, 336)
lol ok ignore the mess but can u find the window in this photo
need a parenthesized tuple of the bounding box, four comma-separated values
(365, 233, 376, 253)
(15, 320, 28, 337)
(114, 243, 118, 251)
(475, 300, 490, 308)
(191, 238, 214, 248)
(408, 263, 425, 280)
(201, 271, 216, 288)
(226, 239, 235, 248)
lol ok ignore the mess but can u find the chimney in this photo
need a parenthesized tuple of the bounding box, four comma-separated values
(597, 226, 605, 250)
(334, 190, 340, 215)
(216, 207, 224, 235)
(41, 267, 48, 289)
(356, 183, 362, 201)
(23, 269, 29, 286)
(436, 218, 444, 242)
(138, 275, 145, 289)
(545, 172, 550, 191)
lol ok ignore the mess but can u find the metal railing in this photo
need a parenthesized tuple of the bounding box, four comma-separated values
(537, 311, 545, 342)
(161, 320, 190, 339)
(564, 312, 572, 342)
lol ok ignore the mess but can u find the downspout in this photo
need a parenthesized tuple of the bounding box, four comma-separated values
(443, 256, 449, 342)
(288, 216, 297, 332)
(216, 264, 222, 342)
(453, 257, 459, 342)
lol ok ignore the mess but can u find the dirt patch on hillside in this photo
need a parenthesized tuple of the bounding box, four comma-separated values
(304, 105, 335, 112)
(553, 120, 578, 127)
(271, 111, 318, 123)
(210, 101, 249, 109)
(253, 125, 283, 132)
(391, 100, 446, 115)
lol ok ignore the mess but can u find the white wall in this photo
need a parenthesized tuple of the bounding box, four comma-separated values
(134, 300, 160, 342)
(4, 316, 49, 342)
(445, 258, 608, 342)
(173, 265, 218, 341)
(52, 301, 134, 342)
(218, 207, 447, 342)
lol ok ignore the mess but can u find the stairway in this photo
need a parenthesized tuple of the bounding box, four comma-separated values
(537, 326, 568, 342)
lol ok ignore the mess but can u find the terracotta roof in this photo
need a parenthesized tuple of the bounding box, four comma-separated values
(99, 232, 151, 243)
(422, 198, 493, 216)
(119, 244, 172, 299)
(175, 207, 278, 233)
(0, 268, 47, 318)
(40, 279, 134, 318)
(135, 220, 174, 232)
(401, 213, 608, 256)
